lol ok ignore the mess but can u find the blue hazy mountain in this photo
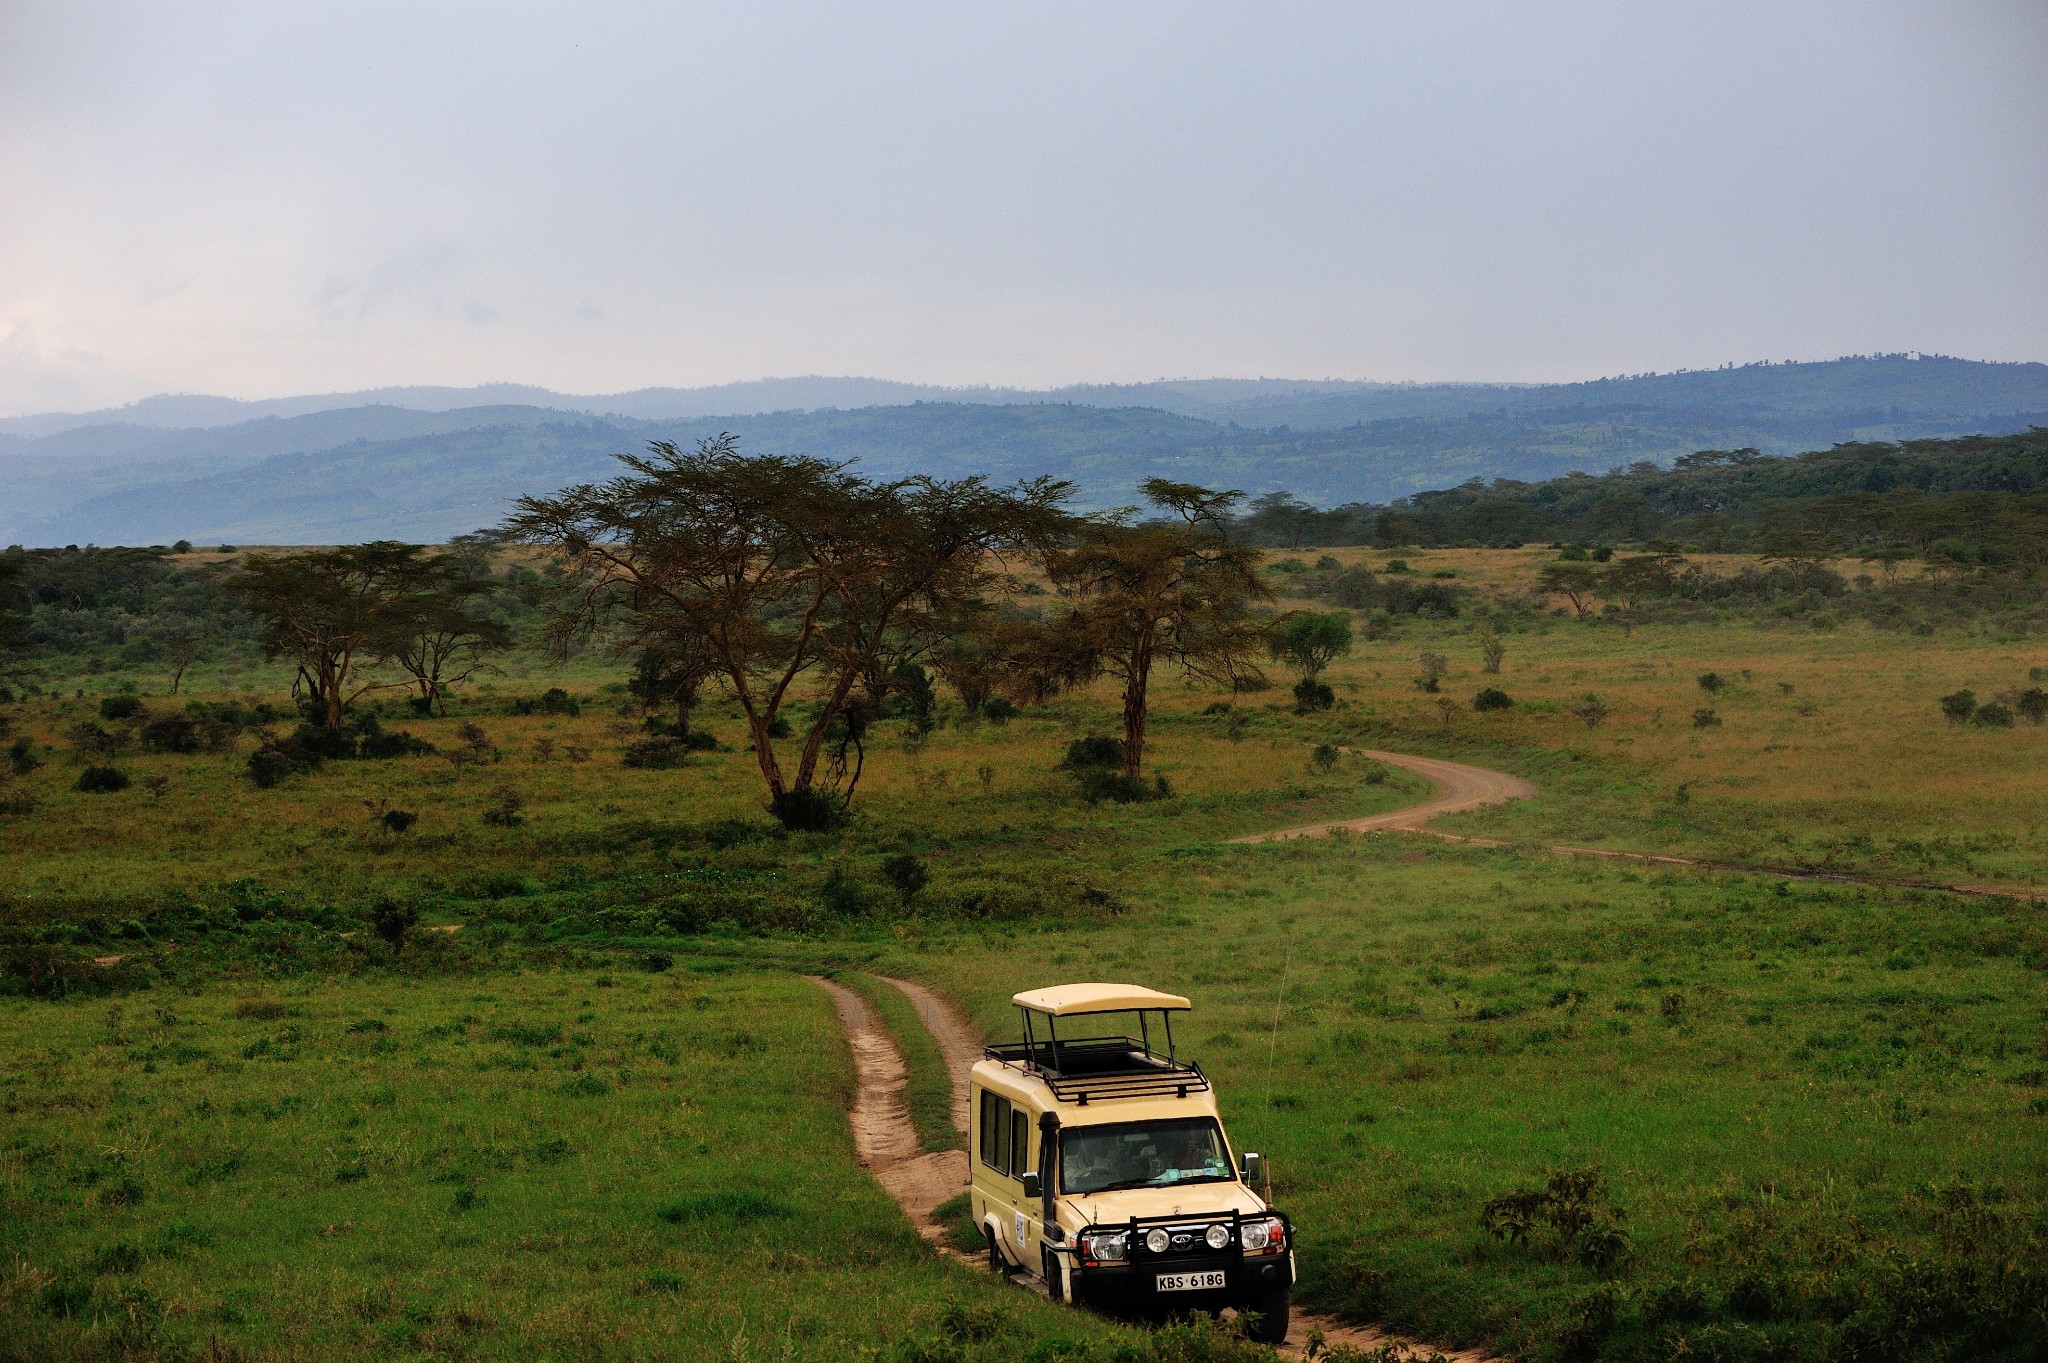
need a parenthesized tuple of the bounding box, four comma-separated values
(4, 356, 2044, 545)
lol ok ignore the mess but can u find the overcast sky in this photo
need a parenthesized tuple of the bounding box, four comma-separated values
(2, 1, 2044, 415)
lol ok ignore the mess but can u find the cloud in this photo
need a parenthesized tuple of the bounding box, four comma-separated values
(0, 319, 111, 416)
(312, 241, 465, 327)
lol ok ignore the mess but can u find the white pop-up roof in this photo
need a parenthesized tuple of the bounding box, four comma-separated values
(1011, 983, 1192, 1017)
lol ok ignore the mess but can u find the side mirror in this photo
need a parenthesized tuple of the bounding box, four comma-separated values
(1021, 1172, 1041, 1199)
(1240, 1152, 1262, 1185)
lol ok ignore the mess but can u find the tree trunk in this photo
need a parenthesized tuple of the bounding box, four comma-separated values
(1121, 635, 1154, 777)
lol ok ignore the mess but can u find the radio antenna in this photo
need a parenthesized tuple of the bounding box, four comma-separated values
(1263, 942, 1293, 1116)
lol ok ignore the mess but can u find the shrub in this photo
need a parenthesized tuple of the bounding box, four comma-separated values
(1075, 769, 1168, 804)
(369, 897, 419, 948)
(1058, 735, 1126, 770)
(881, 853, 930, 905)
(1939, 689, 1978, 725)
(2018, 688, 2048, 725)
(765, 715, 792, 739)
(7, 738, 39, 775)
(1972, 702, 2015, 728)
(1697, 672, 1727, 693)
(98, 695, 144, 721)
(359, 728, 434, 759)
(1415, 651, 1449, 693)
(1571, 694, 1611, 728)
(380, 809, 418, 835)
(293, 722, 361, 761)
(1692, 707, 1722, 728)
(1292, 679, 1335, 712)
(138, 716, 200, 753)
(1473, 687, 1513, 711)
(512, 687, 581, 717)
(1311, 743, 1339, 771)
(76, 766, 130, 794)
(622, 736, 687, 769)
(481, 786, 526, 827)
(768, 787, 848, 832)
(247, 736, 322, 788)
(982, 697, 1018, 723)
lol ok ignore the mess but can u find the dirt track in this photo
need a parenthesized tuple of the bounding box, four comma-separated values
(1232, 750, 1538, 843)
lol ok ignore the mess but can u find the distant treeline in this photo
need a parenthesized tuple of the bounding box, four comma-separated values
(1232, 428, 2048, 565)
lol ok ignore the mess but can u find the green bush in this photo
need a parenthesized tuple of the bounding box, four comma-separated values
(138, 716, 200, 753)
(248, 737, 322, 788)
(1292, 679, 1335, 712)
(1473, 687, 1514, 711)
(75, 766, 130, 794)
(622, 736, 687, 769)
(1939, 689, 1977, 725)
(982, 697, 1018, 723)
(1075, 769, 1170, 804)
(98, 695, 144, 721)
(1972, 701, 2015, 728)
(1058, 735, 1125, 770)
(767, 787, 847, 832)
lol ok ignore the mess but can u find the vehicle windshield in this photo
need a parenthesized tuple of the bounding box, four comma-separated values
(1060, 1118, 1233, 1194)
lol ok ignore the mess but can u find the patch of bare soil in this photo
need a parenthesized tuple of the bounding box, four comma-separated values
(807, 976, 971, 1258)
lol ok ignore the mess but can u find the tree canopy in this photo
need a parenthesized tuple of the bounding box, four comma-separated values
(1045, 479, 1270, 777)
(502, 433, 1072, 826)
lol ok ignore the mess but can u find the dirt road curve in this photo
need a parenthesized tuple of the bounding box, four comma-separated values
(1232, 750, 1537, 843)
(811, 973, 1493, 1360)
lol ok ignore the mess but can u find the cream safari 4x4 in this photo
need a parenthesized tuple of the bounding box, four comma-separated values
(968, 983, 1296, 1345)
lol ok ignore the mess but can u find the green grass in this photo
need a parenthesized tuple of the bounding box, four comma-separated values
(7, 548, 2048, 1361)
(0, 966, 1124, 1361)
(893, 834, 2048, 1361)
(842, 972, 963, 1153)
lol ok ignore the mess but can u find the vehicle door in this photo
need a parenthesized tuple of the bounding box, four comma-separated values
(977, 1089, 1028, 1264)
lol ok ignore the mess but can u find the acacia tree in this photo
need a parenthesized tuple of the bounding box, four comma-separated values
(502, 434, 1071, 827)
(386, 554, 510, 714)
(1537, 561, 1600, 618)
(1268, 610, 1352, 685)
(227, 542, 449, 727)
(1045, 480, 1271, 778)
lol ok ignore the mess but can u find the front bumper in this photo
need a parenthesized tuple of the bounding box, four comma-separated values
(1072, 1251, 1294, 1309)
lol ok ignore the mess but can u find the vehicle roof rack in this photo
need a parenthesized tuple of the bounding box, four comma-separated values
(984, 1039, 1211, 1105)
(986, 983, 1208, 1104)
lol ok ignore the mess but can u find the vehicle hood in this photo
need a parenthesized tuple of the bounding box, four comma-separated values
(1061, 1181, 1270, 1228)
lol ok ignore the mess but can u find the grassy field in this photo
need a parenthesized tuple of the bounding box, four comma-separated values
(3, 546, 2045, 1361)
(0, 965, 1128, 1362)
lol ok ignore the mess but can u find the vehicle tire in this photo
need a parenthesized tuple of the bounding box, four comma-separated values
(985, 1227, 1006, 1275)
(1042, 1247, 1065, 1302)
(1247, 1286, 1289, 1345)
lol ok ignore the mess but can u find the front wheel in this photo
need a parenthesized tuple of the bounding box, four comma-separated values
(985, 1228, 1007, 1275)
(1246, 1286, 1289, 1346)
(1042, 1247, 1065, 1302)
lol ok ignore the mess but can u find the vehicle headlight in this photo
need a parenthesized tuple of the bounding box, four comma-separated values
(1145, 1227, 1172, 1255)
(1241, 1216, 1285, 1252)
(1205, 1224, 1231, 1250)
(1081, 1231, 1127, 1262)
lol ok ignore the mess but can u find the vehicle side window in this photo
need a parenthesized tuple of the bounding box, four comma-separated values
(979, 1089, 999, 1168)
(982, 1090, 1013, 1175)
(1009, 1108, 1030, 1180)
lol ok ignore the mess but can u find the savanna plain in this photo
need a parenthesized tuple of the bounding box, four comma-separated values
(2, 547, 2044, 1363)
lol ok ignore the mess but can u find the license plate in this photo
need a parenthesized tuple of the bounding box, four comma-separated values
(1155, 1270, 1227, 1293)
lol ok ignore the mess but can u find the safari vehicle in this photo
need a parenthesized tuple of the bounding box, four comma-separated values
(968, 983, 1295, 1345)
